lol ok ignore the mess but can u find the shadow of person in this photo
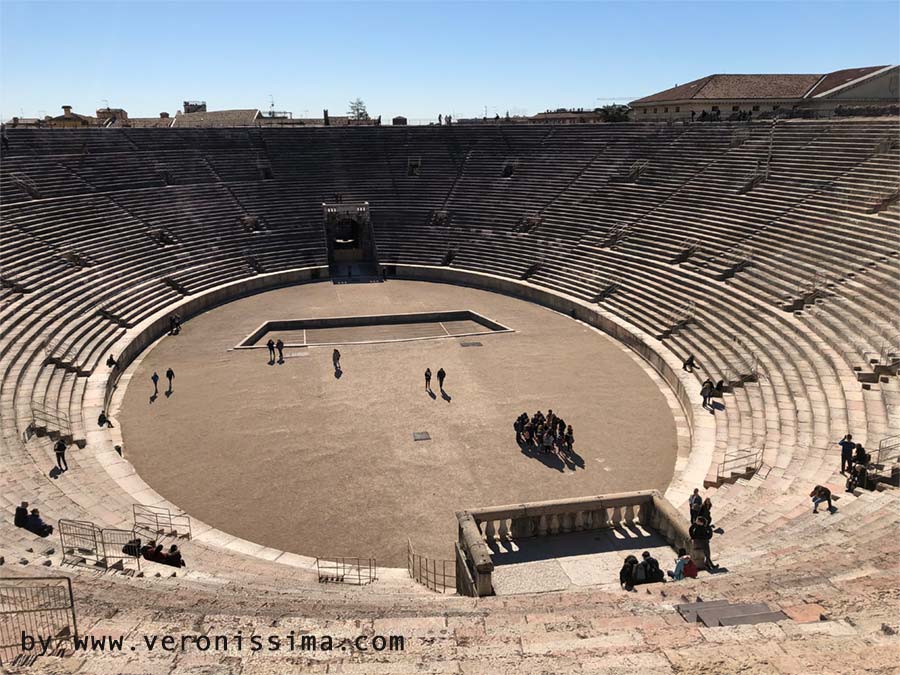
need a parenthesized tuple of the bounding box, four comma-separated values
(428, 390, 437, 400)
(441, 389, 452, 402)
(49, 466, 63, 479)
(519, 442, 565, 472)
(268, 358, 275, 366)
(149, 393, 158, 404)
(165, 389, 173, 398)
(334, 368, 343, 379)
(713, 401, 725, 411)
(278, 357, 284, 365)
(561, 447, 586, 471)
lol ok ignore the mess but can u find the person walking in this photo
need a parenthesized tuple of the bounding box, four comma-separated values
(165, 368, 175, 392)
(275, 339, 284, 363)
(54, 439, 68, 472)
(838, 434, 855, 474)
(151, 372, 160, 396)
(700, 379, 714, 410)
(424, 368, 432, 391)
(333, 349, 341, 371)
(682, 354, 696, 372)
(437, 367, 446, 390)
(266, 339, 276, 363)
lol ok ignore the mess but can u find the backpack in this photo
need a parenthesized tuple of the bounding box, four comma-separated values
(122, 538, 142, 557)
(683, 558, 698, 578)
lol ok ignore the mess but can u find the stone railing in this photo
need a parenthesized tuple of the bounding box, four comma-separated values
(455, 490, 693, 597)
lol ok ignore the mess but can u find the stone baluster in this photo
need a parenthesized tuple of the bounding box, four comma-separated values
(538, 514, 548, 536)
(549, 514, 560, 535)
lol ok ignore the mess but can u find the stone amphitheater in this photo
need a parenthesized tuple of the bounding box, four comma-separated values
(1, 119, 899, 674)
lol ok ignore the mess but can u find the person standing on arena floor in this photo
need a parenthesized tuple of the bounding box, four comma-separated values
(437, 367, 446, 390)
(838, 434, 855, 474)
(166, 368, 175, 393)
(425, 368, 432, 391)
(151, 371, 160, 396)
(266, 339, 276, 364)
(333, 349, 341, 371)
(54, 439, 68, 472)
(276, 339, 285, 363)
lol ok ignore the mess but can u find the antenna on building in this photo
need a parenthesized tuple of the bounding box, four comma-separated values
(269, 94, 275, 117)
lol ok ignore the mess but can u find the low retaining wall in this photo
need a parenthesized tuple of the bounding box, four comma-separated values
(455, 490, 694, 597)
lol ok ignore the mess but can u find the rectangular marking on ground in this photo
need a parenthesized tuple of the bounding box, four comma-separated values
(413, 432, 431, 442)
(460, 341, 483, 347)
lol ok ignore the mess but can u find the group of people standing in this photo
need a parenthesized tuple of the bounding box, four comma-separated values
(514, 410, 575, 455)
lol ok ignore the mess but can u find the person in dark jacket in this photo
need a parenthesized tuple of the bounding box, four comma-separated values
(54, 439, 68, 471)
(690, 516, 717, 569)
(699, 497, 714, 528)
(437, 367, 446, 390)
(275, 339, 284, 363)
(266, 339, 276, 364)
(688, 488, 702, 522)
(700, 379, 714, 410)
(639, 551, 665, 583)
(165, 544, 186, 568)
(838, 434, 855, 474)
(14, 501, 29, 528)
(620, 554, 639, 591)
(26, 509, 53, 537)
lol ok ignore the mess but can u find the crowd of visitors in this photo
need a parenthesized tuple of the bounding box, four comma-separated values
(514, 410, 574, 455)
(13, 501, 53, 537)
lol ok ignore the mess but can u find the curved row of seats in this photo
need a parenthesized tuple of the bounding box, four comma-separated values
(1, 120, 897, 673)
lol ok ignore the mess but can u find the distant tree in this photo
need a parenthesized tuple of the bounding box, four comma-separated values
(598, 104, 630, 123)
(348, 98, 370, 121)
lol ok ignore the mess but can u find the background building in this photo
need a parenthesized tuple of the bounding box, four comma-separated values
(630, 65, 899, 121)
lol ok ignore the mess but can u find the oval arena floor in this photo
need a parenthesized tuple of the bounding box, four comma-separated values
(118, 280, 678, 565)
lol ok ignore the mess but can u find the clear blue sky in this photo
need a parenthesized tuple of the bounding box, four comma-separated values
(1, 0, 897, 123)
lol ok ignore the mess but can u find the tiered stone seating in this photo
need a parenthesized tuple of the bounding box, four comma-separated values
(1, 120, 897, 673)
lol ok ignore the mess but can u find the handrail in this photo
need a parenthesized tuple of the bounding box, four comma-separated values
(407, 540, 455, 593)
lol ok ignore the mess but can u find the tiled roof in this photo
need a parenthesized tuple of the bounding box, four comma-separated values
(126, 117, 174, 128)
(631, 74, 819, 105)
(807, 65, 890, 97)
(172, 109, 260, 127)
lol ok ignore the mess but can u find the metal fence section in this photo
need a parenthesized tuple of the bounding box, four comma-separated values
(315, 557, 377, 585)
(407, 540, 456, 593)
(715, 446, 764, 484)
(133, 504, 192, 540)
(100, 528, 142, 572)
(58, 519, 102, 567)
(0, 577, 77, 667)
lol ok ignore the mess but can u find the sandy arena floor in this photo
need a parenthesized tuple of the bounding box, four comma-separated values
(119, 280, 677, 566)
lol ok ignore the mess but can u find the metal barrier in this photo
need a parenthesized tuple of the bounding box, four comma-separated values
(133, 504, 192, 540)
(100, 528, 142, 572)
(0, 576, 77, 666)
(875, 435, 900, 467)
(58, 519, 102, 567)
(315, 557, 377, 585)
(407, 540, 456, 594)
(30, 402, 72, 439)
(715, 447, 764, 484)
